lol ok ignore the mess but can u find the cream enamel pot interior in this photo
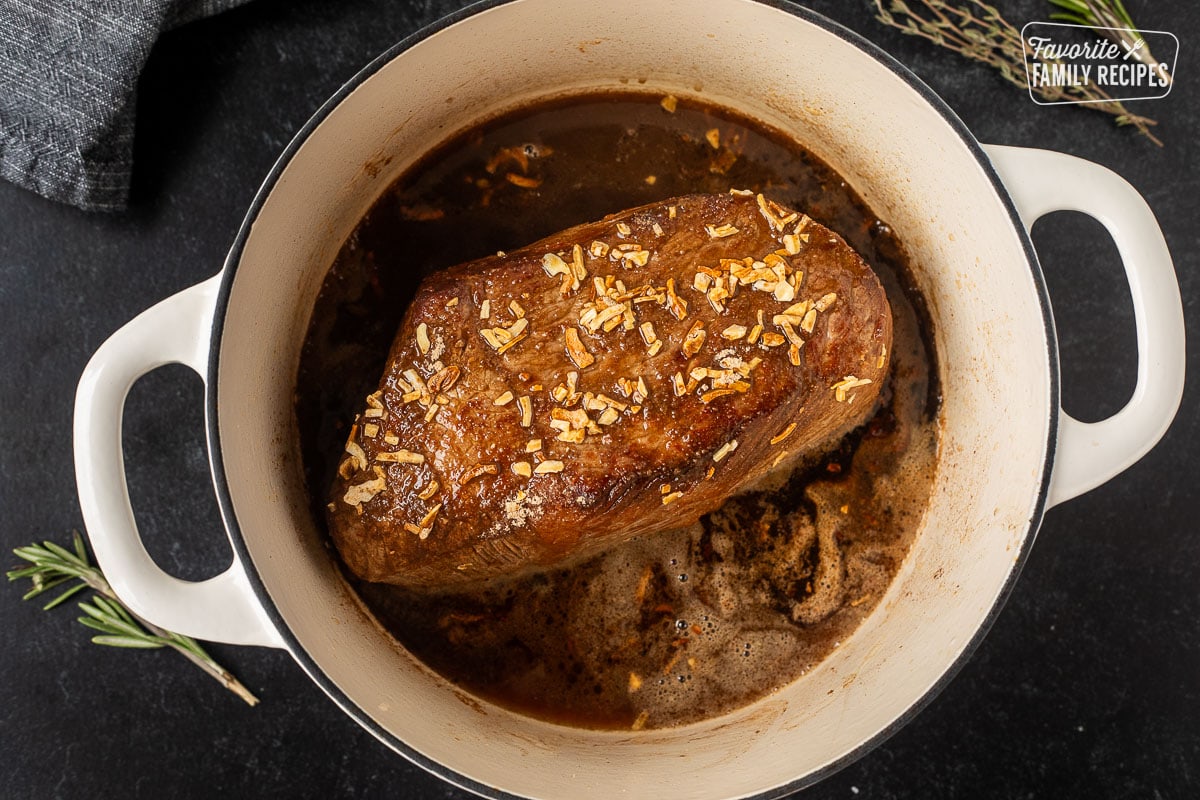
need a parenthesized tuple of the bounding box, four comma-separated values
(72, 1, 1184, 797)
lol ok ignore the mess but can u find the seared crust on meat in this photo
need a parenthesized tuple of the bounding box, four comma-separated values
(327, 192, 892, 587)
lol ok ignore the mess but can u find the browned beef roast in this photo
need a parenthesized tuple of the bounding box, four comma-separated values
(326, 192, 892, 587)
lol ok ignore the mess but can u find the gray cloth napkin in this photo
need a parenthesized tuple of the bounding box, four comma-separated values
(0, 0, 250, 212)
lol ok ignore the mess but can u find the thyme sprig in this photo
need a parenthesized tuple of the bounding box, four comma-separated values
(1049, 0, 1169, 84)
(9, 532, 259, 706)
(873, 0, 1161, 145)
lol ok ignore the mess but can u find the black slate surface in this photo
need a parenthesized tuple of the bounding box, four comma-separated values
(1, 1, 1196, 797)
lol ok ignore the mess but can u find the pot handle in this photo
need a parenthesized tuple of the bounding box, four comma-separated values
(984, 144, 1184, 509)
(73, 276, 284, 648)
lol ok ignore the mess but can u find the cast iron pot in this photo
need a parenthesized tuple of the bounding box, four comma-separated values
(73, 1, 1184, 797)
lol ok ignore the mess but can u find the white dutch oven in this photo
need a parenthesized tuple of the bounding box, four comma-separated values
(73, 1, 1184, 797)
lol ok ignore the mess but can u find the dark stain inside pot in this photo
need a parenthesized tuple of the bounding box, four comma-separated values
(296, 92, 940, 730)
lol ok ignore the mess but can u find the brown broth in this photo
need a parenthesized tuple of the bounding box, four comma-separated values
(296, 93, 940, 730)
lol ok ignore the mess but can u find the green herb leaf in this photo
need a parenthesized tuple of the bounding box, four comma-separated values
(43, 581, 89, 610)
(92, 635, 167, 649)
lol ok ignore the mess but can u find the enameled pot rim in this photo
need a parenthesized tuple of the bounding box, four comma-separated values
(204, 1, 1060, 796)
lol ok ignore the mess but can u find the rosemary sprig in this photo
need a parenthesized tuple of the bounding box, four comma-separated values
(9, 532, 259, 706)
(873, 0, 1161, 145)
(1051, 0, 1137, 29)
(1048, 0, 1169, 83)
